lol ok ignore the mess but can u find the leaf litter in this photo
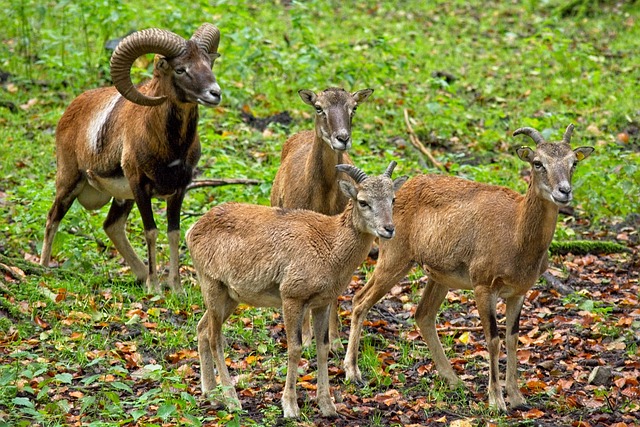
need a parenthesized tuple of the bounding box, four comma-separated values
(2, 229, 638, 426)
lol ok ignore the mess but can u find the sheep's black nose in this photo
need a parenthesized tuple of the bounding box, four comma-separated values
(336, 132, 350, 143)
(379, 225, 395, 240)
(558, 183, 571, 194)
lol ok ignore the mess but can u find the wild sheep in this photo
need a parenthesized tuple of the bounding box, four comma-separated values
(270, 87, 373, 349)
(343, 125, 593, 411)
(40, 24, 221, 294)
(187, 161, 407, 418)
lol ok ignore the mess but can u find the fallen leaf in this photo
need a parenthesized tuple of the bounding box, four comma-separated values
(522, 408, 545, 419)
(450, 419, 474, 427)
(35, 316, 49, 329)
(458, 331, 471, 344)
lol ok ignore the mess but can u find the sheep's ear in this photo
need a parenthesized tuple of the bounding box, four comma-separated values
(393, 176, 408, 192)
(339, 180, 358, 200)
(574, 146, 594, 161)
(298, 90, 316, 106)
(352, 88, 374, 104)
(516, 146, 535, 163)
(154, 55, 170, 71)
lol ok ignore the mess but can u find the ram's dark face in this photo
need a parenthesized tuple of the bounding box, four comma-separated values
(162, 42, 221, 107)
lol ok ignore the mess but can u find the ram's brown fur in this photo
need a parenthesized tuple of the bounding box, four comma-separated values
(40, 25, 221, 294)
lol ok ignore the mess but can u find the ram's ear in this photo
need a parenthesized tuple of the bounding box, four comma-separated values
(339, 180, 358, 200)
(155, 55, 170, 71)
(393, 176, 408, 192)
(516, 146, 535, 163)
(352, 88, 373, 103)
(298, 89, 316, 106)
(574, 146, 594, 161)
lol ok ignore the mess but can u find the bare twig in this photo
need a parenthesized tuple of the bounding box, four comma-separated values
(437, 326, 486, 333)
(186, 178, 261, 192)
(403, 109, 447, 172)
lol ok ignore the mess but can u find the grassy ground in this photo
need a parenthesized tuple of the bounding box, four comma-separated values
(1, 1, 639, 426)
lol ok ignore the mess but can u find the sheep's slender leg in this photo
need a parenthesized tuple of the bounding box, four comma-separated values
(166, 189, 186, 294)
(344, 256, 413, 382)
(475, 286, 506, 412)
(199, 281, 240, 408)
(301, 311, 313, 347)
(505, 295, 527, 409)
(303, 301, 341, 352)
(131, 182, 160, 293)
(41, 174, 85, 266)
(328, 302, 343, 352)
(414, 279, 460, 387)
(197, 312, 217, 392)
(103, 199, 147, 282)
(281, 298, 305, 418)
(311, 305, 337, 417)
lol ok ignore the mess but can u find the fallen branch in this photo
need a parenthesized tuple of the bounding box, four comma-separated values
(186, 178, 261, 192)
(403, 109, 447, 172)
(541, 271, 574, 295)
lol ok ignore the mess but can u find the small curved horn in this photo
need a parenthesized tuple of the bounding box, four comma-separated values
(383, 161, 397, 178)
(562, 124, 575, 144)
(336, 164, 368, 184)
(110, 28, 186, 106)
(191, 23, 220, 56)
(513, 127, 545, 145)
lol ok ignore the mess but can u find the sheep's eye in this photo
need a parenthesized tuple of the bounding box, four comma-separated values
(358, 200, 369, 208)
(175, 68, 186, 75)
(352, 105, 358, 115)
(533, 161, 544, 170)
(315, 107, 324, 115)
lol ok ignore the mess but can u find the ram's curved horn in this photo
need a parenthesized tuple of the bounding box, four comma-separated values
(512, 127, 545, 145)
(336, 164, 368, 184)
(562, 124, 575, 144)
(383, 161, 397, 178)
(191, 23, 220, 57)
(111, 28, 186, 106)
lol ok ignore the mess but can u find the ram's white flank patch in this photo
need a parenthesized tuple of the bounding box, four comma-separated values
(87, 94, 120, 153)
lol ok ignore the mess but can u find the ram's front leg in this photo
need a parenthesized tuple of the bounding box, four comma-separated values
(312, 305, 337, 417)
(505, 295, 527, 409)
(132, 182, 160, 294)
(475, 286, 507, 412)
(166, 189, 186, 294)
(281, 299, 305, 418)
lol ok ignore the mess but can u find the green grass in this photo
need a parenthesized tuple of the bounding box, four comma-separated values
(1, 0, 639, 425)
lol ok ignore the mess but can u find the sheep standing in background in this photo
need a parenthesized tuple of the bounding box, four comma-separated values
(343, 125, 593, 411)
(188, 161, 406, 418)
(270, 87, 373, 349)
(40, 24, 221, 294)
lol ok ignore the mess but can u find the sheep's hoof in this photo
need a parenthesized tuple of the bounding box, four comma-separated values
(318, 397, 337, 417)
(282, 404, 300, 418)
(488, 396, 508, 413)
(343, 372, 365, 387)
